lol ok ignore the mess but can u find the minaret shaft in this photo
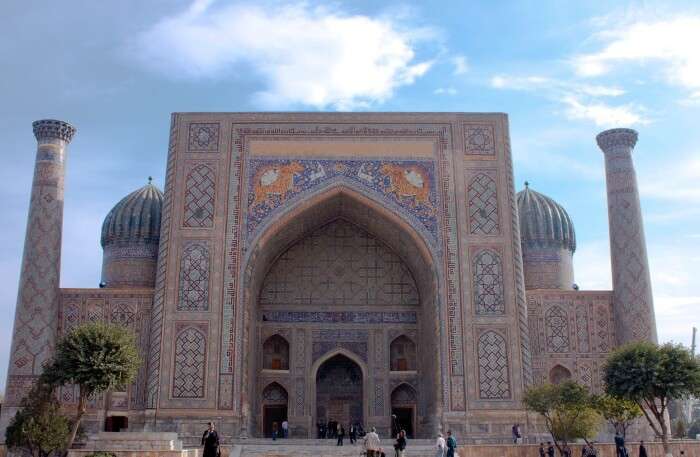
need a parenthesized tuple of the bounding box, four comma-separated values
(597, 128, 657, 344)
(0, 119, 75, 438)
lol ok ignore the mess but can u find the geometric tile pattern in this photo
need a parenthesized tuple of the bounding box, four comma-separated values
(464, 124, 496, 156)
(172, 326, 207, 398)
(187, 123, 219, 152)
(473, 249, 505, 315)
(260, 219, 419, 307)
(183, 164, 216, 227)
(597, 129, 656, 343)
(545, 306, 570, 353)
(477, 330, 511, 399)
(468, 173, 499, 235)
(575, 304, 590, 353)
(178, 241, 210, 311)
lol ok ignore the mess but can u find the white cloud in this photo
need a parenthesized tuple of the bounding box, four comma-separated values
(640, 155, 700, 202)
(133, 0, 435, 109)
(452, 55, 468, 75)
(490, 74, 646, 127)
(560, 95, 649, 127)
(574, 238, 700, 347)
(573, 16, 700, 96)
(434, 87, 457, 95)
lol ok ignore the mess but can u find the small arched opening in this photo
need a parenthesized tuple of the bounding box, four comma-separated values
(390, 335, 417, 372)
(263, 334, 290, 370)
(549, 364, 572, 385)
(391, 383, 417, 438)
(261, 382, 288, 438)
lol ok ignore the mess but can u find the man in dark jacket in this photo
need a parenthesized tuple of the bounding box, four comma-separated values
(547, 441, 555, 457)
(638, 440, 648, 457)
(614, 432, 627, 457)
(201, 422, 220, 457)
(539, 443, 546, 457)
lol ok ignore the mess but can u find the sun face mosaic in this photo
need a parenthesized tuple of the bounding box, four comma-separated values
(245, 158, 439, 243)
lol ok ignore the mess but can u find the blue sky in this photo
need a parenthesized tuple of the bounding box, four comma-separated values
(1, 0, 700, 393)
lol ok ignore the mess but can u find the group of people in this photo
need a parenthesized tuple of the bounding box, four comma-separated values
(270, 419, 289, 440)
(316, 419, 364, 444)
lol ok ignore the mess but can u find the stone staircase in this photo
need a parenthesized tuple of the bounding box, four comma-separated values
(227, 438, 438, 457)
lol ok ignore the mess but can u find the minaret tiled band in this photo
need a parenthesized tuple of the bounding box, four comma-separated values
(597, 128, 657, 344)
(0, 119, 75, 436)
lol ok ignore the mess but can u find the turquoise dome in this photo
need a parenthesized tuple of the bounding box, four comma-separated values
(516, 183, 576, 252)
(101, 181, 164, 248)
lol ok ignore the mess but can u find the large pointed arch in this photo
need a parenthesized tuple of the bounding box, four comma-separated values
(237, 183, 443, 437)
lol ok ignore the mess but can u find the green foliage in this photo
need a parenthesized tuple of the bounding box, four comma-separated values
(46, 321, 141, 396)
(5, 381, 71, 457)
(523, 381, 602, 450)
(45, 321, 141, 450)
(593, 394, 643, 437)
(603, 341, 700, 454)
(673, 418, 688, 438)
(604, 342, 700, 404)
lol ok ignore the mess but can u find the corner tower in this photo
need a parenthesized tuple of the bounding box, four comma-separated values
(517, 183, 576, 290)
(0, 119, 76, 436)
(596, 128, 657, 343)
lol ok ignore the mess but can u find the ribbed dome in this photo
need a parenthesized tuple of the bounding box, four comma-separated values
(101, 180, 164, 247)
(517, 183, 576, 252)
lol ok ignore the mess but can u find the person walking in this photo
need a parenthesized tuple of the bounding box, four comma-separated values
(562, 444, 572, 457)
(272, 421, 279, 441)
(396, 430, 407, 457)
(615, 432, 627, 457)
(638, 441, 648, 457)
(435, 433, 446, 457)
(201, 422, 220, 457)
(364, 427, 381, 457)
(512, 423, 522, 444)
(337, 425, 345, 446)
(446, 431, 457, 457)
(539, 443, 546, 457)
(282, 419, 289, 439)
(349, 424, 357, 444)
(547, 441, 555, 457)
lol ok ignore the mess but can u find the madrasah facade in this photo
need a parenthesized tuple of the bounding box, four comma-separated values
(0, 113, 657, 443)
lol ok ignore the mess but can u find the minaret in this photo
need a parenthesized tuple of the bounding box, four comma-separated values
(596, 128, 657, 344)
(0, 120, 76, 437)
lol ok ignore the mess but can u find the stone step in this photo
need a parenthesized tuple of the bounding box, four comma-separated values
(229, 443, 438, 457)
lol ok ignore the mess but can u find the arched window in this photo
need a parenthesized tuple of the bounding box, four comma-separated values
(263, 335, 290, 370)
(390, 335, 416, 371)
(549, 365, 572, 385)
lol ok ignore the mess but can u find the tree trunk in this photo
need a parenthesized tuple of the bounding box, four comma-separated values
(661, 418, 673, 457)
(67, 390, 87, 450)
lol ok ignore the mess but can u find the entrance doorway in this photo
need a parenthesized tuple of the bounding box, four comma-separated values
(263, 405, 288, 438)
(261, 382, 288, 437)
(316, 354, 363, 430)
(391, 384, 417, 438)
(104, 415, 128, 432)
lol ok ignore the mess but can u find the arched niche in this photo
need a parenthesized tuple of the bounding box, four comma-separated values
(390, 335, 417, 372)
(262, 334, 290, 370)
(240, 185, 443, 437)
(261, 382, 288, 438)
(549, 364, 572, 385)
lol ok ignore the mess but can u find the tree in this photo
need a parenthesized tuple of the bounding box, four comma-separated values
(673, 418, 687, 439)
(523, 381, 602, 454)
(5, 381, 71, 457)
(44, 322, 141, 450)
(604, 342, 700, 457)
(593, 394, 643, 438)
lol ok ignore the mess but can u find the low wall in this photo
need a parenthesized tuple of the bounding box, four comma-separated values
(456, 442, 700, 457)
